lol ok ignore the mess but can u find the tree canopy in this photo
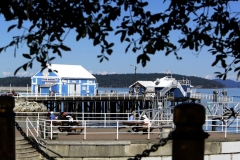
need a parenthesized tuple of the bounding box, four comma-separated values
(0, 0, 240, 79)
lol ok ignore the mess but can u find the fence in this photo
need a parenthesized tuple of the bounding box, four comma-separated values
(20, 113, 240, 141)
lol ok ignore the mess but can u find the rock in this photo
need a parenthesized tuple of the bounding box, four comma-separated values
(14, 98, 48, 112)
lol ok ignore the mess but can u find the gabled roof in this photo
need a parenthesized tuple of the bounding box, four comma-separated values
(34, 64, 95, 79)
(129, 81, 154, 88)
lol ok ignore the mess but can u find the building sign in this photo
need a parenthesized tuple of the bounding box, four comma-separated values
(42, 78, 58, 82)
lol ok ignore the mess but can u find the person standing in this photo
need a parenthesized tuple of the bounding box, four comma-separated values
(50, 111, 55, 120)
(142, 115, 151, 134)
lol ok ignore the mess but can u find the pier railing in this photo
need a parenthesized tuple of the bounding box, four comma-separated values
(21, 114, 240, 141)
(190, 93, 233, 102)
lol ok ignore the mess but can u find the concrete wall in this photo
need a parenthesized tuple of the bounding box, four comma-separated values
(44, 140, 240, 160)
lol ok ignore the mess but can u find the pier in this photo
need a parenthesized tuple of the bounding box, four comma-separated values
(13, 92, 203, 116)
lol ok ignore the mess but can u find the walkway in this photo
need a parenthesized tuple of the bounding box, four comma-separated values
(15, 128, 240, 142)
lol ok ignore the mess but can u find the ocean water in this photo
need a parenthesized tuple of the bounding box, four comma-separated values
(99, 87, 240, 102)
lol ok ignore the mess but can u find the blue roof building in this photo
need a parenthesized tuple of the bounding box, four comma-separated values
(31, 64, 98, 96)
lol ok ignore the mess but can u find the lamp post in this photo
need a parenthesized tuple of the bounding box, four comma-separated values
(130, 64, 137, 82)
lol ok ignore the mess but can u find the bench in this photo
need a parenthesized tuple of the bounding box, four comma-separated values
(121, 121, 148, 133)
(57, 121, 84, 135)
(46, 120, 84, 135)
(122, 121, 144, 126)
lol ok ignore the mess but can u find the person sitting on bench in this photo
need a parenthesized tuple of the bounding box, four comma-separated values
(128, 112, 136, 120)
(60, 112, 71, 132)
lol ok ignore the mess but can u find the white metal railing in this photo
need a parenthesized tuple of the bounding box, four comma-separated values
(13, 92, 161, 101)
(19, 110, 240, 141)
(190, 93, 233, 102)
(23, 116, 240, 141)
(205, 102, 240, 116)
(36, 119, 174, 140)
(26, 117, 39, 142)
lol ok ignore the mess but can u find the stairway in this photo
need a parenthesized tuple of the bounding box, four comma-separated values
(16, 137, 44, 160)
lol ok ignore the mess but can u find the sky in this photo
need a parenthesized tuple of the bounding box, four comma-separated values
(0, 1, 240, 81)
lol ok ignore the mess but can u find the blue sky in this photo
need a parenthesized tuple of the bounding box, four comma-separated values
(0, 1, 239, 81)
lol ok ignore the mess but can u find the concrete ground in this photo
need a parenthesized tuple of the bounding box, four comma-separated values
(15, 127, 240, 142)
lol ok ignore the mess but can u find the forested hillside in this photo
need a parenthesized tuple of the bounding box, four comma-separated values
(0, 74, 224, 88)
(0, 77, 31, 86)
(94, 73, 224, 88)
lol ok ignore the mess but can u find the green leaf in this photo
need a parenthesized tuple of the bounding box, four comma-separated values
(22, 54, 32, 59)
(125, 38, 130, 42)
(215, 25, 219, 35)
(76, 34, 81, 41)
(8, 24, 17, 32)
(60, 44, 71, 51)
(23, 63, 28, 71)
(14, 66, 22, 76)
(120, 30, 127, 42)
(125, 43, 131, 53)
(115, 30, 123, 35)
(93, 37, 100, 46)
(107, 43, 114, 48)
(49, 57, 55, 61)
(104, 55, 109, 61)
(0, 47, 4, 53)
(50, 34, 55, 42)
(106, 49, 113, 55)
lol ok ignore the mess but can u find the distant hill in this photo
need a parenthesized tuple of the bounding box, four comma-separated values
(213, 79, 240, 88)
(0, 74, 225, 88)
(94, 73, 225, 88)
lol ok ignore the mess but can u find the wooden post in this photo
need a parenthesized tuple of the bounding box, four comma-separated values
(0, 96, 15, 160)
(172, 103, 209, 160)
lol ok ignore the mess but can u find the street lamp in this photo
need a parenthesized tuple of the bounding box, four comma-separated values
(130, 64, 137, 82)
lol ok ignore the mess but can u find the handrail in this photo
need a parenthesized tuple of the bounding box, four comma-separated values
(177, 82, 186, 97)
(35, 117, 240, 140)
(26, 117, 39, 143)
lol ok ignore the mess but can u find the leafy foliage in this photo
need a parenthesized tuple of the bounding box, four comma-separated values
(0, 0, 240, 79)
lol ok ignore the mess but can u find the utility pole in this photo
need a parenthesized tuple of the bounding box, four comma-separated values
(130, 64, 137, 82)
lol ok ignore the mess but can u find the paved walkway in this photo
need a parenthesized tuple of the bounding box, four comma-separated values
(15, 127, 240, 142)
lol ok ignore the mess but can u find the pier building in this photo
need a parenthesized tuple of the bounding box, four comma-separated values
(31, 64, 98, 96)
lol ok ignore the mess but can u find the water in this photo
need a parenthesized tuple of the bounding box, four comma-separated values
(98, 87, 240, 102)
(195, 88, 240, 102)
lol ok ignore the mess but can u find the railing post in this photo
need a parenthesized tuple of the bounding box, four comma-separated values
(116, 121, 119, 140)
(0, 96, 15, 160)
(44, 121, 46, 139)
(51, 121, 53, 140)
(84, 121, 86, 140)
(172, 103, 209, 160)
(26, 118, 28, 136)
(237, 118, 239, 134)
